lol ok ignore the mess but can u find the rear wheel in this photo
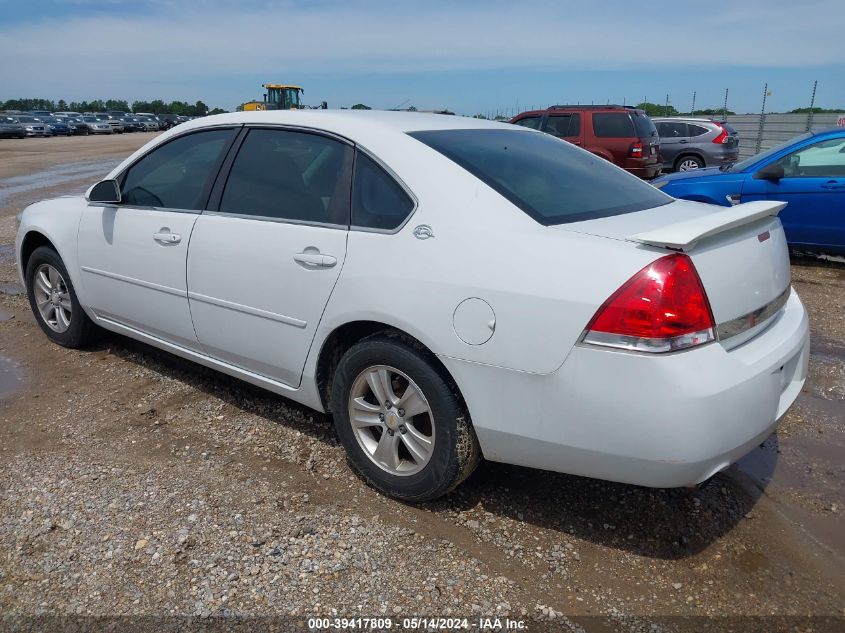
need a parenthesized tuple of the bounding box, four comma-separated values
(25, 246, 99, 348)
(675, 155, 705, 171)
(331, 336, 480, 502)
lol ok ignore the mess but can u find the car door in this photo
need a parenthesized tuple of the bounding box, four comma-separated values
(741, 136, 845, 250)
(187, 127, 353, 387)
(77, 127, 237, 351)
(542, 113, 582, 147)
(656, 121, 688, 169)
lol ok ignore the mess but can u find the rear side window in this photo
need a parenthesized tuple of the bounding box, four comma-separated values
(121, 128, 234, 209)
(220, 128, 352, 225)
(352, 152, 415, 231)
(512, 116, 541, 130)
(543, 114, 580, 138)
(688, 124, 710, 137)
(592, 113, 635, 138)
(658, 121, 688, 137)
(409, 129, 671, 225)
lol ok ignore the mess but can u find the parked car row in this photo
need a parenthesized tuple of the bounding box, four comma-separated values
(0, 110, 193, 138)
(509, 105, 740, 177)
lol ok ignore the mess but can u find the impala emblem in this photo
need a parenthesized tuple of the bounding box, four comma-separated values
(413, 224, 434, 240)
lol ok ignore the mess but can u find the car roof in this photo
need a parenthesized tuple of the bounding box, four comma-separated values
(652, 117, 720, 123)
(175, 109, 515, 139)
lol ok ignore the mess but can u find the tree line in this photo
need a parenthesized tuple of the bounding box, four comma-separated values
(1, 97, 227, 116)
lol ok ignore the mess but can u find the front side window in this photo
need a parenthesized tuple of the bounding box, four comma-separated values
(543, 114, 580, 138)
(352, 152, 415, 230)
(410, 129, 671, 225)
(220, 128, 353, 225)
(121, 128, 234, 209)
(592, 112, 635, 138)
(512, 116, 541, 130)
(776, 136, 845, 178)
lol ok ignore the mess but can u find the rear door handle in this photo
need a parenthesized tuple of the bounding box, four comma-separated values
(294, 251, 337, 268)
(153, 229, 181, 244)
(821, 180, 845, 190)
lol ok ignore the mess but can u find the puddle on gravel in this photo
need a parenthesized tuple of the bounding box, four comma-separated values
(0, 357, 24, 399)
(0, 159, 119, 205)
(0, 282, 24, 296)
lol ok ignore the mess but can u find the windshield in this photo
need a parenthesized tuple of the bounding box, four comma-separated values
(83, 117, 97, 122)
(731, 132, 813, 171)
(18, 116, 35, 123)
(410, 129, 672, 225)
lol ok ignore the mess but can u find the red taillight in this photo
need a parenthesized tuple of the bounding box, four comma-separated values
(711, 124, 729, 144)
(582, 254, 715, 353)
(629, 141, 643, 157)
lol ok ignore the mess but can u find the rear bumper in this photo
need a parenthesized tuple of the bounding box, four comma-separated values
(441, 289, 809, 488)
(626, 164, 662, 179)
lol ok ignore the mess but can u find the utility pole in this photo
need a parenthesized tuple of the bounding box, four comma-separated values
(690, 91, 696, 116)
(756, 83, 768, 154)
(722, 88, 729, 121)
(664, 93, 670, 117)
(806, 80, 818, 131)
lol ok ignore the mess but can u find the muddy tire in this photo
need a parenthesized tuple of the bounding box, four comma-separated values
(25, 246, 99, 348)
(331, 335, 480, 502)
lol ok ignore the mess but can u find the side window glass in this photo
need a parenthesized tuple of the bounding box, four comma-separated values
(658, 122, 688, 137)
(569, 113, 581, 137)
(688, 124, 709, 137)
(352, 152, 414, 231)
(542, 115, 570, 137)
(778, 137, 845, 178)
(121, 129, 234, 209)
(513, 117, 541, 130)
(592, 113, 635, 138)
(220, 129, 353, 225)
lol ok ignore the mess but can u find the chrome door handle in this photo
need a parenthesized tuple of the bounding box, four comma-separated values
(294, 252, 337, 268)
(153, 230, 181, 244)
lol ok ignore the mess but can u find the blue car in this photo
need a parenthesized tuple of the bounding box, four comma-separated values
(652, 128, 845, 255)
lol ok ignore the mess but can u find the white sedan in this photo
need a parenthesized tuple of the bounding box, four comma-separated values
(15, 110, 809, 501)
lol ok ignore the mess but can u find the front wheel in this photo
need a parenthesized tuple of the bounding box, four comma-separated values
(25, 246, 99, 348)
(331, 336, 480, 502)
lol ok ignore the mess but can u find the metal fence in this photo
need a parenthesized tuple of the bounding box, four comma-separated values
(723, 113, 845, 159)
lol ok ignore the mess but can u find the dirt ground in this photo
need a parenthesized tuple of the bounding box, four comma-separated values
(0, 134, 843, 632)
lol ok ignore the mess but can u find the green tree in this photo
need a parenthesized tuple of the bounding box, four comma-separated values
(790, 106, 844, 114)
(351, 103, 371, 110)
(692, 108, 736, 116)
(208, 107, 227, 115)
(635, 101, 678, 117)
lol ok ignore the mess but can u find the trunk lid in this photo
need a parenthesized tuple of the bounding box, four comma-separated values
(556, 199, 792, 328)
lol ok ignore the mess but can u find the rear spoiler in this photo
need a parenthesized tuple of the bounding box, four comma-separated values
(627, 201, 786, 251)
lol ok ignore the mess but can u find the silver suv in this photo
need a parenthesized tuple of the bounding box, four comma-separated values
(653, 117, 739, 172)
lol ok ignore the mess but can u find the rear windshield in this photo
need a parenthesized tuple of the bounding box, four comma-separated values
(409, 129, 671, 225)
(631, 112, 658, 138)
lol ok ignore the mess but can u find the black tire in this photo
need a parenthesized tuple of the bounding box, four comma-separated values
(25, 246, 99, 348)
(674, 154, 705, 171)
(331, 335, 481, 502)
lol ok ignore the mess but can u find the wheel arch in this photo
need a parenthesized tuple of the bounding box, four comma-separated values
(314, 320, 469, 417)
(19, 230, 58, 275)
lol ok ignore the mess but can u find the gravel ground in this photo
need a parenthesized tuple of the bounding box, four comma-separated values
(0, 135, 843, 632)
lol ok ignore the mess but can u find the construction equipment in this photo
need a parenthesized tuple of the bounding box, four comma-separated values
(239, 84, 326, 111)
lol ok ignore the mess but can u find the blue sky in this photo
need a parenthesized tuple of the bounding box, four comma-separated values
(1, 0, 843, 114)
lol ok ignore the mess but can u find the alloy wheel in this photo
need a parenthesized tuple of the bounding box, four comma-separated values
(32, 264, 72, 333)
(348, 365, 435, 476)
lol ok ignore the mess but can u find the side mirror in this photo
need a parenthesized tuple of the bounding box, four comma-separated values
(87, 179, 121, 204)
(753, 162, 785, 181)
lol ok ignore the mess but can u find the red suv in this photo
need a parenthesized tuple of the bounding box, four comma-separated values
(510, 105, 661, 179)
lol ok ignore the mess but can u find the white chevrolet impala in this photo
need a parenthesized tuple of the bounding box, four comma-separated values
(15, 111, 809, 501)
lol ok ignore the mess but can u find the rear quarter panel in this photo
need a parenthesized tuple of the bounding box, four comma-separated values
(313, 133, 664, 376)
